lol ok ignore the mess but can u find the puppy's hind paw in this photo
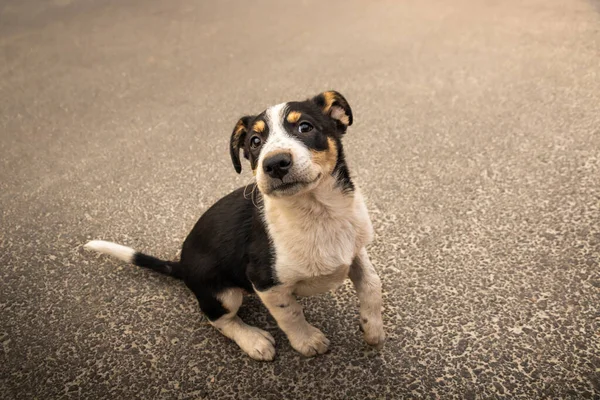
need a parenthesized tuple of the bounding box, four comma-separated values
(361, 318, 385, 349)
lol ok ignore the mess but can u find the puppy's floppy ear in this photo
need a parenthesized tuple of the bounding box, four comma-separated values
(229, 116, 252, 174)
(311, 90, 353, 132)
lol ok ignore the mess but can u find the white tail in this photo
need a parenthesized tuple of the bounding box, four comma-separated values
(84, 240, 136, 263)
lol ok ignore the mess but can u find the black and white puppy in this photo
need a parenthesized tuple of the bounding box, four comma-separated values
(85, 91, 385, 361)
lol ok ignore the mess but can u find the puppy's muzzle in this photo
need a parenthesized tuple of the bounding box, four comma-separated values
(263, 152, 293, 180)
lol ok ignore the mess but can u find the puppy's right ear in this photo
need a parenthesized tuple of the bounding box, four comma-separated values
(229, 116, 252, 174)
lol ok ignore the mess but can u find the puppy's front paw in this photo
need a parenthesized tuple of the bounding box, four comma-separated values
(289, 325, 330, 357)
(238, 327, 276, 361)
(361, 318, 385, 349)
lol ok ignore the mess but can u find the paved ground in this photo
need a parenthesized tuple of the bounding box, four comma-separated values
(1, 0, 600, 398)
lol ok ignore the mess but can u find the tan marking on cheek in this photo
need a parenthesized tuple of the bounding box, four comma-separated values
(310, 137, 338, 174)
(253, 120, 265, 133)
(287, 111, 301, 124)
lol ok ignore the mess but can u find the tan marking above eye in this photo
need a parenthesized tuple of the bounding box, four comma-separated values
(286, 111, 302, 124)
(253, 120, 266, 133)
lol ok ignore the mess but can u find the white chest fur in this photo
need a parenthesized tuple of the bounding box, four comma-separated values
(263, 179, 373, 295)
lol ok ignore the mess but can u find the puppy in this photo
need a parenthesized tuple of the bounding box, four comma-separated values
(85, 91, 385, 360)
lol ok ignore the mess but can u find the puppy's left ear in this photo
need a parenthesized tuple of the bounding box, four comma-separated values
(229, 116, 252, 174)
(311, 90, 353, 133)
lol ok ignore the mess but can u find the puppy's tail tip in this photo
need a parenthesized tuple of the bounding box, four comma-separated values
(84, 240, 135, 262)
(84, 239, 181, 279)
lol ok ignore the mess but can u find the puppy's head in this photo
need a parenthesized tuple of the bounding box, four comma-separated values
(229, 91, 353, 197)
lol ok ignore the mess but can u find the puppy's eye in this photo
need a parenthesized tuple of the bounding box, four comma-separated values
(298, 122, 314, 133)
(250, 136, 262, 148)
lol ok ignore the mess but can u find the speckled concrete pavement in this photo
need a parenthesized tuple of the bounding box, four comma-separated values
(1, 0, 599, 398)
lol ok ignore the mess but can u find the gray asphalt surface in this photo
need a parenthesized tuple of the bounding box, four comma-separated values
(1, 0, 600, 398)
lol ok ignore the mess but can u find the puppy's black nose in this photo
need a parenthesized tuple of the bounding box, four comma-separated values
(263, 152, 292, 179)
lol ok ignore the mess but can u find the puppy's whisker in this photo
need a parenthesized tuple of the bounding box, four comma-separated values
(250, 183, 263, 209)
(242, 181, 262, 209)
(243, 182, 253, 200)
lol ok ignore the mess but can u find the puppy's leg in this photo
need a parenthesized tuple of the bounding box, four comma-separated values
(256, 286, 329, 357)
(194, 287, 276, 361)
(349, 248, 385, 348)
